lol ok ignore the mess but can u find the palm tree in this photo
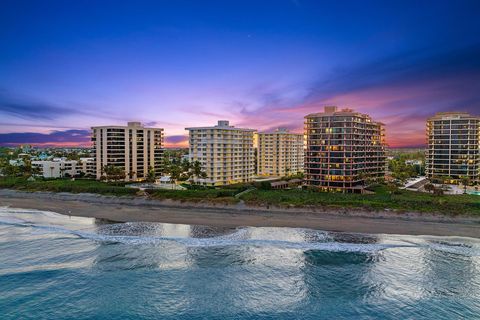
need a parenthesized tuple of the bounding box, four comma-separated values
(169, 165, 181, 189)
(146, 166, 156, 183)
(191, 160, 206, 184)
(181, 158, 191, 173)
(103, 165, 125, 181)
(460, 176, 470, 194)
(161, 157, 172, 175)
(22, 159, 33, 177)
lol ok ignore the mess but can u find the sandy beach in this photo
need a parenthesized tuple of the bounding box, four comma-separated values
(0, 189, 479, 238)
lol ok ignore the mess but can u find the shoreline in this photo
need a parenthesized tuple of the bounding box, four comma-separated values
(0, 189, 479, 238)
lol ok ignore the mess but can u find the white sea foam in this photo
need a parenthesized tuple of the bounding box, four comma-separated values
(0, 216, 27, 225)
(0, 217, 407, 252)
(1, 207, 479, 255)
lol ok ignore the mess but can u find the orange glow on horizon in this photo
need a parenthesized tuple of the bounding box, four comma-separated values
(165, 140, 189, 149)
(2, 138, 424, 149)
(2, 140, 191, 149)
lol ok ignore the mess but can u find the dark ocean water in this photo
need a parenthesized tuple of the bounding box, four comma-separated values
(0, 207, 479, 319)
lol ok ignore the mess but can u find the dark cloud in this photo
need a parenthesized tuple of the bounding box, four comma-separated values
(0, 91, 110, 121)
(307, 43, 480, 110)
(0, 129, 91, 146)
(0, 101, 72, 120)
(165, 135, 188, 144)
(237, 43, 480, 119)
(0, 130, 189, 147)
(232, 43, 480, 147)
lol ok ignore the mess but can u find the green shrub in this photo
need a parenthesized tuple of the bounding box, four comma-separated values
(2, 177, 479, 216)
(0, 177, 136, 196)
(238, 185, 480, 216)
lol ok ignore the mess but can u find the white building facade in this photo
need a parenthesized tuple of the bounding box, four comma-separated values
(257, 128, 304, 177)
(186, 120, 255, 186)
(79, 157, 96, 177)
(32, 158, 79, 178)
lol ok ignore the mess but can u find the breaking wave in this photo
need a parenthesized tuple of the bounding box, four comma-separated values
(1, 207, 479, 256)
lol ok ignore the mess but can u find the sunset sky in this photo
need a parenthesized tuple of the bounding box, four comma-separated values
(1, 0, 479, 148)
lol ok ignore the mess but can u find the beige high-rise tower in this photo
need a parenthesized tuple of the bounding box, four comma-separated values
(304, 106, 386, 193)
(426, 112, 480, 184)
(92, 122, 164, 181)
(186, 120, 255, 186)
(257, 128, 304, 177)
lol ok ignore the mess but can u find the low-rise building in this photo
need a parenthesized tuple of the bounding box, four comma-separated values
(79, 157, 96, 177)
(270, 178, 303, 189)
(405, 160, 423, 166)
(32, 158, 79, 178)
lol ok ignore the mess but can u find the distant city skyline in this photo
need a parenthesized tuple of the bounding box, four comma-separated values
(1, 0, 480, 148)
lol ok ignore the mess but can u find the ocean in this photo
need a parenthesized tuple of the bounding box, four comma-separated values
(0, 207, 479, 319)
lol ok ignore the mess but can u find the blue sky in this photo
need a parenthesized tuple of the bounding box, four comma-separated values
(1, 0, 479, 147)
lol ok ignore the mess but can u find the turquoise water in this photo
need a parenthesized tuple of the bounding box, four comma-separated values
(1, 207, 479, 319)
(468, 190, 480, 196)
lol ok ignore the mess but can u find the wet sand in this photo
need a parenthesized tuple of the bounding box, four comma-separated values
(0, 189, 479, 238)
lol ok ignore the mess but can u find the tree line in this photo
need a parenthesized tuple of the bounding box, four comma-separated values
(101, 158, 207, 184)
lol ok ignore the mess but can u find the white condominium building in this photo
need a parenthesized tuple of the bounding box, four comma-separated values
(257, 128, 304, 176)
(31, 158, 97, 178)
(32, 158, 79, 178)
(92, 122, 164, 181)
(186, 120, 255, 186)
(79, 157, 96, 177)
(426, 112, 480, 184)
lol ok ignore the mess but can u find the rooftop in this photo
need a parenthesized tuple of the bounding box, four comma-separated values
(185, 120, 256, 131)
(305, 106, 369, 118)
(305, 106, 384, 125)
(258, 128, 303, 135)
(91, 122, 164, 130)
(428, 112, 479, 120)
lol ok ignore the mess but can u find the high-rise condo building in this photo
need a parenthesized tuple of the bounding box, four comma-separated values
(92, 122, 164, 181)
(304, 106, 386, 193)
(257, 128, 304, 177)
(426, 112, 479, 184)
(186, 120, 255, 186)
